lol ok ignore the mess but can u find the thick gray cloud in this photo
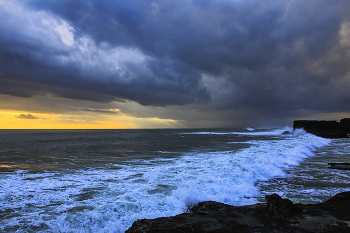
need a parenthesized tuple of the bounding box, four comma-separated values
(0, 0, 210, 106)
(1, 0, 350, 126)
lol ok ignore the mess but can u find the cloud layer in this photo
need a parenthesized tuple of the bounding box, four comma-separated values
(1, 0, 350, 126)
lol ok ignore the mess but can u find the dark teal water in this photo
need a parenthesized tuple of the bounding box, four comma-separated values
(0, 129, 252, 171)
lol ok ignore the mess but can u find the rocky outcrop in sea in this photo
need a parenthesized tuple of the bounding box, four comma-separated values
(293, 118, 350, 138)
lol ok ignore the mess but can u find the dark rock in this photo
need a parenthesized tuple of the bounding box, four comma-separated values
(266, 193, 302, 215)
(324, 191, 350, 204)
(282, 131, 293, 135)
(293, 118, 350, 138)
(328, 163, 350, 170)
(126, 192, 350, 233)
(340, 118, 350, 135)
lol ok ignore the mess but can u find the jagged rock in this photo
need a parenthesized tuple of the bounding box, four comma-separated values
(282, 131, 293, 135)
(126, 192, 350, 233)
(266, 193, 302, 215)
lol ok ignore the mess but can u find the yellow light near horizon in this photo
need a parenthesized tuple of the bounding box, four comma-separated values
(0, 111, 137, 129)
(0, 110, 180, 129)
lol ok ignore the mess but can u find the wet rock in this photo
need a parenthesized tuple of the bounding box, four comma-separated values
(126, 192, 350, 233)
(324, 191, 350, 204)
(328, 163, 350, 170)
(282, 131, 293, 135)
(266, 193, 302, 215)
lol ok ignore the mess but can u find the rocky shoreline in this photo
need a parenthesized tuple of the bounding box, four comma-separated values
(126, 192, 350, 233)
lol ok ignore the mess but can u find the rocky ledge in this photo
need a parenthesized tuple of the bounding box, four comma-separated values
(126, 192, 350, 233)
(293, 118, 350, 138)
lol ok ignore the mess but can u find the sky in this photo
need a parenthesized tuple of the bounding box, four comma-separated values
(0, 0, 350, 129)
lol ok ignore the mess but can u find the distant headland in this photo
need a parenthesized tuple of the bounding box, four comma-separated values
(293, 118, 350, 138)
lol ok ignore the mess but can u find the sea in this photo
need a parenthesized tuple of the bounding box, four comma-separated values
(0, 127, 349, 232)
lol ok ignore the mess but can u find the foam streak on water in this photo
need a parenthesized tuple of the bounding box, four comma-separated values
(0, 128, 343, 232)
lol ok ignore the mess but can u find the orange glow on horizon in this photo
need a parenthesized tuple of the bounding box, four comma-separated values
(0, 110, 180, 129)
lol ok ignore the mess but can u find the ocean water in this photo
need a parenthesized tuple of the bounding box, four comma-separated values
(0, 128, 349, 232)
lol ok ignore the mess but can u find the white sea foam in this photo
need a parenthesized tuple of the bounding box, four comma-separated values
(230, 126, 295, 136)
(0, 129, 331, 232)
(179, 131, 231, 135)
(181, 127, 294, 136)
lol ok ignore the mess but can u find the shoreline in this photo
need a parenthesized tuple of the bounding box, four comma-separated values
(126, 191, 350, 233)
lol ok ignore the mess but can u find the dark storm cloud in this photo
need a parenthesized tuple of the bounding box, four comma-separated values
(0, 0, 210, 106)
(0, 73, 118, 103)
(1, 0, 350, 121)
